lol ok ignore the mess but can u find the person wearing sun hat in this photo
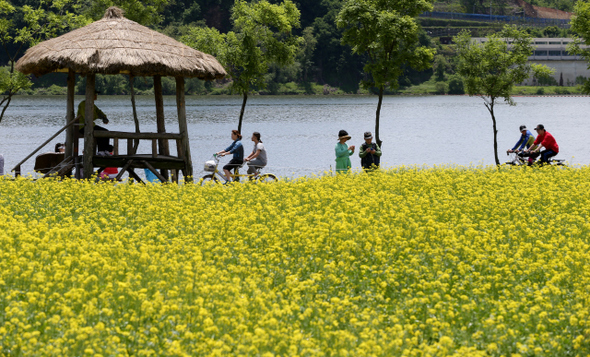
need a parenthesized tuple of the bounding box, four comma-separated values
(335, 130, 355, 173)
(359, 131, 381, 170)
(507, 125, 534, 154)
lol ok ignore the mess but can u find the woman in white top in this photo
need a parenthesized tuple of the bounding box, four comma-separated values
(244, 132, 267, 175)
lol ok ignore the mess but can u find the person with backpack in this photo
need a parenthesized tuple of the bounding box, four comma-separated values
(359, 131, 382, 170)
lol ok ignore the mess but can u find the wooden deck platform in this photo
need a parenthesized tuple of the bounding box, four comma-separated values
(93, 154, 186, 170)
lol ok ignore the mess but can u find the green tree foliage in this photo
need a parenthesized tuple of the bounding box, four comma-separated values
(183, 0, 301, 132)
(569, 0, 590, 93)
(264, 25, 317, 94)
(0, 0, 86, 124)
(536, 73, 558, 86)
(447, 75, 465, 94)
(80, 0, 170, 25)
(460, 0, 511, 15)
(434, 81, 447, 94)
(528, 0, 575, 12)
(299, 26, 317, 85)
(310, 0, 365, 93)
(433, 55, 451, 81)
(336, 0, 436, 146)
(455, 25, 554, 165)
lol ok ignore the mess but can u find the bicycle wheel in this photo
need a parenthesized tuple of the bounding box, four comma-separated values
(200, 174, 220, 186)
(257, 173, 278, 183)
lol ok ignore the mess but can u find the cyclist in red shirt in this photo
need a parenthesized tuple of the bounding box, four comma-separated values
(523, 124, 559, 165)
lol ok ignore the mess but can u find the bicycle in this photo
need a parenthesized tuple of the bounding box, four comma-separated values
(505, 151, 528, 166)
(200, 154, 277, 186)
(505, 151, 565, 166)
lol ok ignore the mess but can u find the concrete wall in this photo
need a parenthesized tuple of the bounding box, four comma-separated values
(522, 60, 590, 86)
(471, 38, 590, 86)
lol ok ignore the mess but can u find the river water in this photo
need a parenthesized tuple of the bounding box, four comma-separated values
(1, 95, 588, 179)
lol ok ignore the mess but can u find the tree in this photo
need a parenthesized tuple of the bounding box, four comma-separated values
(299, 26, 317, 87)
(433, 54, 450, 82)
(183, 0, 301, 132)
(80, 0, 170, 24)
(455, 25, 553, 165)
(311, 0, 364, 93)
(0, 0, 87, 124)
(569, 0, 590, 94)
(336, 0, 435, 147)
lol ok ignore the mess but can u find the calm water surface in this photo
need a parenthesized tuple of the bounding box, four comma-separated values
(1, 95, 589, 178)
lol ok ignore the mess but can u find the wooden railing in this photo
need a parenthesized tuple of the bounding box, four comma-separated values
(12, 128, 186, 179)
(93, 131, 185, 159)
(12, 117, 78, 177)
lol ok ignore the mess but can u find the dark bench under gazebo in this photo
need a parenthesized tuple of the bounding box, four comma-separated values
(15, 7, 226, 182)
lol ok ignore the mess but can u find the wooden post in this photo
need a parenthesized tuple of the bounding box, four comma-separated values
(66, 70, 76, 159)
(83, 74, 96, 179)
(129, 75, 140, 154)
(175, 77, 193, 182)
(154, 75, 169, 180)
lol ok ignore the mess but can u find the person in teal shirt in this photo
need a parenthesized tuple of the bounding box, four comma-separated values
(335, 130, 355, 173)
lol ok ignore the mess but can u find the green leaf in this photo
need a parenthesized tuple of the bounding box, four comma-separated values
(182, 0, 302, 96)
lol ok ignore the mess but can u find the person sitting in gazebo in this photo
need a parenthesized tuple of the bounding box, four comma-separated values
(76, 92, 110, 154)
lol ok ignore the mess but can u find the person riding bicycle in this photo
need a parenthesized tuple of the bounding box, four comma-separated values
(507, 125, 535, 154)
(216, 130, 244, 182)
(522, 124, 559, 165)
(244, 132, 267, 176)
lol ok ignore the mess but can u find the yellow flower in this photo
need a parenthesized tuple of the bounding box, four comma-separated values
(0, 167, 589, 355)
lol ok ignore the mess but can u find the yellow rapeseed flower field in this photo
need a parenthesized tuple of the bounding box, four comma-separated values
(1, 166, 589, 356)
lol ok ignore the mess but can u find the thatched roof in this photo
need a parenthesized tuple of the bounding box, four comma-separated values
(16, 7, 226, 80)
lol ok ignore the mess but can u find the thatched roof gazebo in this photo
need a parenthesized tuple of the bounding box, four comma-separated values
(15, 7, 226, 182)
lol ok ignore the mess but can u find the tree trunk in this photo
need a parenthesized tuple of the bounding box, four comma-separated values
(0, 61, 15, 124)
(238, 92, 248, 133)
(375, 85, 384, 148)
(0, 95, 12, 125)
(488, 102, 500, 165)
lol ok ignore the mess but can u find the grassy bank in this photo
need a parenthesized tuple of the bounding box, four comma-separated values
(399, 79, 587, 96)
(1, 167, 589, 355)
(20, 82, 587, 97)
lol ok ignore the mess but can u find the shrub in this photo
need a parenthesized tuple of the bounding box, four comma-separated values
(434, 82, 447, 94)
(46, 84, 67, 95)
(554, 87, 571, 95)
(448, 76, 465, 94)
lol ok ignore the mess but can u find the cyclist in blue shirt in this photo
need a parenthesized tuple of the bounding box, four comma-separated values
(217, 130, 244, 182)
(507, 125, 535, 154)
